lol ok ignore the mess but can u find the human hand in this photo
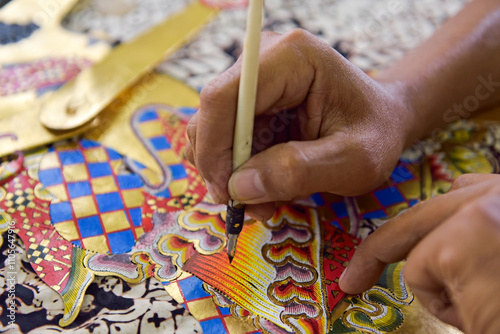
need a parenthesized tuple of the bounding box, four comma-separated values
(186, 29, 416, 220)
(339, 173, 500, 333)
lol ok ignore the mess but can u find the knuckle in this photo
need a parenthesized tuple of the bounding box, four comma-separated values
(186, 119, 197, 144)
(199, 79, 225, 107)
(283, 28, 313, 44)
(449, 173, 477, 191)
(463, 191, 500, 224)
(435, 243, 461, 281)
(261, 30, 280, 41)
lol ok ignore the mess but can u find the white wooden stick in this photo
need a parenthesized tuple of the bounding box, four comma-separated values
(232, 0, 264, 171)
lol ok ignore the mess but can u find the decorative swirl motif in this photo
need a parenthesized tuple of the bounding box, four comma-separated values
(274, 262, 316, 285)
(269, 280, 318, 305)
(261, 206, 327, 334)
(126, 108, 172, 193)
(263, 243, 313, 266)
(127, 104, 197, 195)
(269, 223, 312, 244)
(86, 200, 222, 284)
(335, 262, 414, 333)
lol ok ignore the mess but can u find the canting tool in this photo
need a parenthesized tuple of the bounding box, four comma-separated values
(226, 0, 264, 263)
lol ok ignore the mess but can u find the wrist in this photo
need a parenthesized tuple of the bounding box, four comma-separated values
(377, 78, 421, 149)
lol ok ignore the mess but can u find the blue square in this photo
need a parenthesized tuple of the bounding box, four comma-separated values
(128, 208, 142, 226)
(138, 110, 158, 122)
(310, 193, 324, 206)
(72, 240, 81, 248)
(77, 216, 103, 238)
(362, 210, 387, 219)
(150, 136, 171, 150)
(50, 201, 73, 223)
(88, 162, 113, 178)
(80, 140, 100, 148)
(178, 276, 211, 301)
(106, 148, 122, 160)
(409, 199, 419, 207)
(330, 201, 348, 218)
(117, 174, 143, 190)
(59, 150, 85, 165)
(200, 318, 226, 334)
(374, 188, 405, 207)
(390, 165, 414, 183)
(154, 188, 171, 199)
(170, 164, 187, 180)
(96, 192, 124, 212)
(108, 230, 135, 254)
(67, 181, 92, 198)
(39, 168, 63, 186)
(218, 306, 231, 316)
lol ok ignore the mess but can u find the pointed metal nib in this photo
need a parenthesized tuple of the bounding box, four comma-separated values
(227, 233, 238, 263)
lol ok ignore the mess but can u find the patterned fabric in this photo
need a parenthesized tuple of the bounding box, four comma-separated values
(323, 225, 359, 311)
(0, 233, 201, 333)
(183, 205, 359, 333)
(165, 274, 260, 334)
(39, 140, 145, 254)
(157, 0, 467, 90)
(0, 58, 92, 96)
(0, 170, 95, 325)
(2, 1, 498, 332)
(330, 262, 413, 333)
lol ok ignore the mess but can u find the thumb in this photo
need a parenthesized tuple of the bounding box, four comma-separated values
(228, 137, 356, 204)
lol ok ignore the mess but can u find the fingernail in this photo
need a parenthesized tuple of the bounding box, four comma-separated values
(229, 169, 265, 201)
(205, 181, 221, 203)
(339, 268, 348, 285)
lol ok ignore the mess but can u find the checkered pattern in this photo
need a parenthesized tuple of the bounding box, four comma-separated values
(39, 140, 144, 254)
(313, 162, 420, 226)
(356, 162, 420, 220)
(164, 275, 261, 334)
(134, 107, 191, 198)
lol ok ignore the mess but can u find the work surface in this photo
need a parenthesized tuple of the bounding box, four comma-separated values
(1, 0, 498, 333)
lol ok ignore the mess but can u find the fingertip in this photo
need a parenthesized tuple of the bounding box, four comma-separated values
(339, 253, 389, 295)
(338, 267, 363, 295)
(228, 168, 266, 204)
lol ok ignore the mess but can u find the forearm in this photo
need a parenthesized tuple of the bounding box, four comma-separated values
(376, 0, 500, 146)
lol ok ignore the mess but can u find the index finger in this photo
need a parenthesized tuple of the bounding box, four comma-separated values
(338, 179, 498, 294)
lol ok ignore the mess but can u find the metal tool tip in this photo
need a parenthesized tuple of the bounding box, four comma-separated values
(228, 255, 234, 263)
